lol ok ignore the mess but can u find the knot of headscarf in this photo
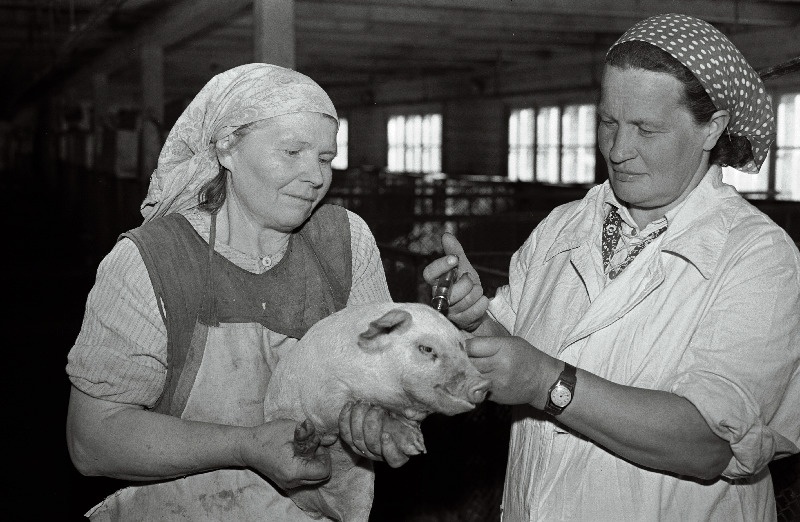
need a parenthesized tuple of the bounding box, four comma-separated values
(140, 63, 338, 222)
(609, 13, 775, 173)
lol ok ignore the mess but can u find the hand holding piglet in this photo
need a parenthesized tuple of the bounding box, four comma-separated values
(466, 335, 560, 408)
(264, 302, 490, 521)
(238, 418, 335, 490)
(338, 400, 426, 468)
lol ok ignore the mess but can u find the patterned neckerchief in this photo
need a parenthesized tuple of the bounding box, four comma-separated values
(602, 207, 668, 280)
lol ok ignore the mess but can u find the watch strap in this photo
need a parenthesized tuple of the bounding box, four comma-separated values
(544, 362, 577, 416)
(559, 362, 577, 386)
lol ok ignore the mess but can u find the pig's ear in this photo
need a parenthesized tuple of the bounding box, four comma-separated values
(358, 309, 413, 350)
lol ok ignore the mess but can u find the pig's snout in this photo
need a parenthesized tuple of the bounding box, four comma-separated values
(440, 376, 491, 406)
(469, 379, 491, 404)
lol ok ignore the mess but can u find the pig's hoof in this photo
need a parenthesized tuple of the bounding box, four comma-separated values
(384, 415, 426, 455)
(293, 419, 320, 458)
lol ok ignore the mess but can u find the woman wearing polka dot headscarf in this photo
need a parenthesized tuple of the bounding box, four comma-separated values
(424, 13, 799, 521)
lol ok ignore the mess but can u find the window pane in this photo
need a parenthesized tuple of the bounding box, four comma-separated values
(722, 159, 769, 194)
(521, 110, 533, 181)
(536, 106, 559, 183)
(422, 115, 432, 172)
(561, 104, 596, 184)
(576, 104, 596, 183)
(387, 116, 403, 171)
(331, 117, 348, 170)
(432, 114, 442, 143)
(775, 93, 799, 201)
(508, 108, 535, 181)
(387, 112, 442, 173)
(429, 114, 442, 172)
(508, 110, 520, 181)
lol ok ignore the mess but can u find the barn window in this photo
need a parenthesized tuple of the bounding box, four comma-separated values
(723, 91, 799, 201)
(774, 92, 800, 200)
(331, 117, 348, 170)
(387, 113, 442, 173)
(508, 103, 596, 184)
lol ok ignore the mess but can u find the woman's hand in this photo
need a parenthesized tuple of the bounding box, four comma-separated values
(423, 232, 489, 332)
(238, 419, 333, 490)
(67, 386, 333, 487)
(338, 401, 426, 468)
(466, 335, 560, 406)
(465, 337, 732, 480)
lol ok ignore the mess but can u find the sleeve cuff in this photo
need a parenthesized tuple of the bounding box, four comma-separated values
(669, 372, 792, 478)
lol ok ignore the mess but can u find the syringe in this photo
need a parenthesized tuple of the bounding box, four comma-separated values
(430, 267, 458, 315)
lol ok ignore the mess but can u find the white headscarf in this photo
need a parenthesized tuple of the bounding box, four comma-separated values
(140, 63, 338, 222)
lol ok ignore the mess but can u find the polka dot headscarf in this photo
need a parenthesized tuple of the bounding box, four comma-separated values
(609, 13, 775, 173)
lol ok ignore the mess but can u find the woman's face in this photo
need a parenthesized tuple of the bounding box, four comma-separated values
(218, 111, 338, 232)
(598, 65, 716, 226)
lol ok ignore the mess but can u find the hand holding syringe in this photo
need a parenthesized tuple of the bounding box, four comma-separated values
(430, 267, 458, 315)
(424, 233, 490, 331)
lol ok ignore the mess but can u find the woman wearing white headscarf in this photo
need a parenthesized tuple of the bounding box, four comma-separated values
(425, 13, 799, 521)
(66, 64, 410, 521)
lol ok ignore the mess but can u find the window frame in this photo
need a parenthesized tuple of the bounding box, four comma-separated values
(722, 86, 800, 201)
(386, 104, 443, 174)
(770, 87, 799, 201)
(506, 92, 598, 185)
(331, 116, 348, 171)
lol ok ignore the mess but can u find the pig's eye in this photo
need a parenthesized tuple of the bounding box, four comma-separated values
(417, 345, 437, 359)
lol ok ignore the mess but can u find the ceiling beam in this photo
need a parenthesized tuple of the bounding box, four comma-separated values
(728, 25, 800, 69)
(13, 0, 253, 109)
(73, 0, 252, 80)
(325, 0, 799, 27)
(296, 2, 798, 41)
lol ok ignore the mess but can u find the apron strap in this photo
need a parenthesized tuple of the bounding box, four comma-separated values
(200, 213, 219, 326)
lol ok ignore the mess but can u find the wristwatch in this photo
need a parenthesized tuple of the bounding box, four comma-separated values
(544, 362, 577, 416)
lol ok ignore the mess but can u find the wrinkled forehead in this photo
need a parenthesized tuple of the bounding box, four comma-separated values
(237, 110, 339, 136)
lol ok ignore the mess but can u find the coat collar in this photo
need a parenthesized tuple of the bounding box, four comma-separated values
(544, 184, 605, 262)
(545, 166, 738, 279)
(659, 166, 735, 279)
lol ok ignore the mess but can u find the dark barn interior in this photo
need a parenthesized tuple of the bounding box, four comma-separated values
(2, 1, 798, 520)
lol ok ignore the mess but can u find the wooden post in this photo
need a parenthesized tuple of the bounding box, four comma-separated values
(140, 44, 164, 191)
(91, 73, 109, 170)
(253, 0, 295, 67)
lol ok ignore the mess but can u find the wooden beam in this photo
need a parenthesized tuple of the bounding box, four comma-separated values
(296, 2, 640, 34)
(91, 73, 109, 164)
(296, 20, 616, 46)
(293, 41, 585, 64)
(253, 0, 295, 66)
(728, 26, 800, 70)
(296, 2, 798, 40)
(63, 0, 252, 88)
(323, 0, 799, 27)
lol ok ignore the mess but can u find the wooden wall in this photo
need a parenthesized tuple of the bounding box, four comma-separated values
(443, 97, 506, 177)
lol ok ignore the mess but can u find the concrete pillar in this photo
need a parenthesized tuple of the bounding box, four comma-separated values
(140, 44, 164, 188)
(253, 0, 295, 67)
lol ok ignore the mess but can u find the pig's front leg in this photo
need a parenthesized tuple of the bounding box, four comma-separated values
(293, 418, 338, 458)
(287, 437, 373, 522)
(339, 401, 426, 468)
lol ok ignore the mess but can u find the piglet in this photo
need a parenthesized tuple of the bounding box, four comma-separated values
(263, 302, 490, 521)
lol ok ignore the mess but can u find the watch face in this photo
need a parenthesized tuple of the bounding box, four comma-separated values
(550, 384, 573, 408)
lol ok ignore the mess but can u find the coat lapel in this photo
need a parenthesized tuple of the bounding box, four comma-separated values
(559, 246, 666, 354)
